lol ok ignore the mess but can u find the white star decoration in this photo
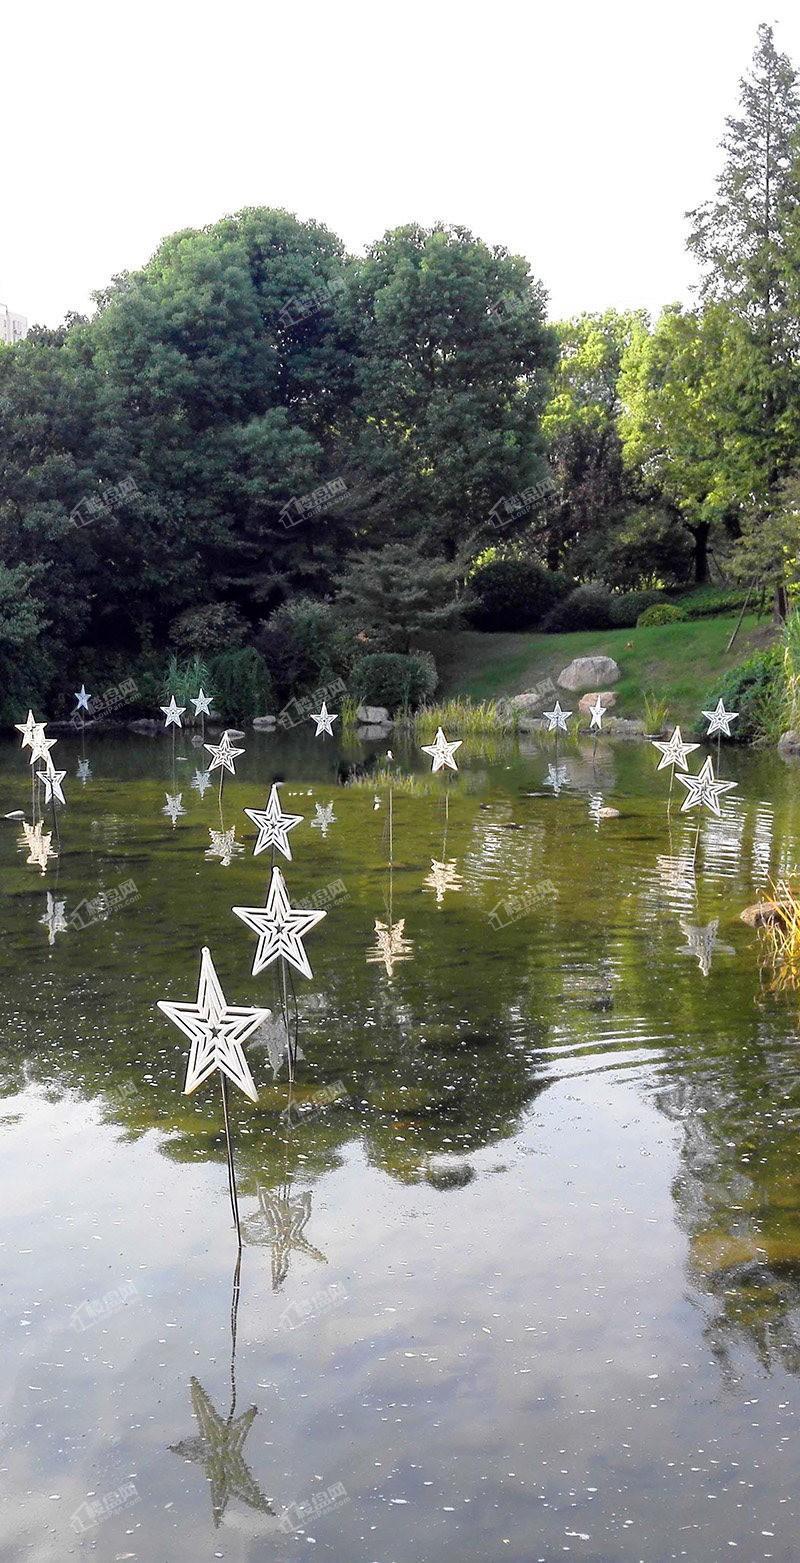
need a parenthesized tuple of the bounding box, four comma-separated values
(191, 687, 214, 718)
(205, 731, 245, 775)
(206, 826, 244, 867)
(310, 701, 337, 737)
(651, 725, 700, 772)
(676, 756, 737, 816)
(76, 758, 92, 784)
(163, 791, 187, 825)
(545, 762, 569, 794)
(588, 696, 606, 731)
(157, 946, 270, 1103)
(40, 891, 68, 945)
(233, 865, 327, 980)
(191, 768, 213, 797)
(367, 917, 414, 977)
(543, 701, 571, 733)
(310, 801, 337, 837)
(36, 766, 67, 805)
(421, 727, 461, 773)
(74, 685, 91, 712)
(423, 859, 463, 905)
(15, 710, 40, 749)
(20, 820, 57, 873)
(29, 730, 57, 767)
(703, 699, 738, 738)
(678, 919, 734, 978)
(244, 784, 303, 860)
(161, 695, 186, 728)
(170, 1377, 273, 1528)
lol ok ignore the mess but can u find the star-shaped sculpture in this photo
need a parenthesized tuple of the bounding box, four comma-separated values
(233, 865, 327, 980)
(676, 756, 737, 817)
(15, 710, 40, 749)
(161, 695, 186, 728)
(40, 891, 68, 945)
(423, 859, 463, 905)
(206, 826, 245, 867)
(205, 731, 245, 775)
(20, 820, 57, 873)
(367, 917, 414, 977)
(651, 725, 700, 772)
(702, 699, 738, 738)
(310, 801, 337, 837)
(244, 784, 304, 860)
(544, 762, 569, 794)
(310, 701, 337, 737)
(36, 766, 67, 806)
(191, 687, 214, 718)
(163, 791, 187, 826)
(170, 1377, 274, 1528)
(76, 758, 92, 785)
(191, 768, 213, 797)
(74, 685, 91, 712)
(249, 1188, 327, 1290)
(421, 727, 461, 773)
(678, 919, 735, 978)
(157, 946, 270, 1103)
(588, 696, 606, 731)
(29, 730, 57, 768)
(543, 701, 571, 733)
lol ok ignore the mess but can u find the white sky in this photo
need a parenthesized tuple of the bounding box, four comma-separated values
(3, 0, 799, 329)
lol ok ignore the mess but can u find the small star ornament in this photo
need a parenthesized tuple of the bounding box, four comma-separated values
(15, 710, 40, 749)
(678, 918, 734, 978)
(20, 819, 57, 873)
(588, 696, 606, 732)
(310, 801, 337, 837)
(163, 791, 187, 825)
(76, 758, 92, 785)
(161, 695, 185, 728)
(249, 1187, 327, 1290)
(310, 701, 337, 737)
(423, 859, 463, 905)
(676, 756, 737, 817)
(543, 701, 571, 733)
(233, 865, 326, 980)
(545, 762, 569, 795)
(191, 687, 214, 718)
(702, 699, 738, 738)
(244, 784, 303, 860)
(421, 727, 461, 773)
(191, 768, 212, 797)
(205, 731, 245, 775)
(651, 725, 700, 773)
(40, 891, 68, 945)
(74, 685, 91, 713)
(29, 730, 57, 767)
(36, 765, 67, 806)
(367, 917, 414, 977)
(157, 946, 270, 1103)
(206, 826, 244, 867)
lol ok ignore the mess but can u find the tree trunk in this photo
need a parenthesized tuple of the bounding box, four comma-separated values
(774, 580, 789, 622)
(691, 523, 710, 584)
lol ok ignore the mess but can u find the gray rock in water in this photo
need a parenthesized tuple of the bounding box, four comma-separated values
(357, 724, 391, 741)
(252, 715, 277, 730)
(558, 655, 621, 692)
(128, 719, 161, 735)
(602, 716, 645, 738)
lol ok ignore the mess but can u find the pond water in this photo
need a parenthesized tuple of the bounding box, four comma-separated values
(1, 728, 799, 1562)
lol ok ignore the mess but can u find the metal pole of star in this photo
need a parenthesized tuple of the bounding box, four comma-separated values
(219, 1074, 241, 1248)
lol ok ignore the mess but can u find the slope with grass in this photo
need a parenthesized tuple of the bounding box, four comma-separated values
(433, 615, 774, 726)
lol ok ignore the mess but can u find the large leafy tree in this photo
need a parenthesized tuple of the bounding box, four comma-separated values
(343, 224, 557, 560)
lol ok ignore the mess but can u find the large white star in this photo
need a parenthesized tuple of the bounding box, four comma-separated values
(421, 727, 462, 773)
(161, 695, 186, 728)
(702, 699, 738, 738)
(310, 701, 337, 737)
(676, 756, 737, 816)
(157, 946, 270, 1103)
(233, 865, 327, 980)
(244, 784, 304, 860)
(205, 731, 245, 775)
(74, 685, 91, 712)
(651, 725, 700, 772)
(29, 730, 57, 767)
(36, 766, 67, 806)
(191, 687, 214, 718)
(15, 710, 40, 749)
(543, 701, 571, 733)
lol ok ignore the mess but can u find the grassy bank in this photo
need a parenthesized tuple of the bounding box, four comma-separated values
(431, 614, 773, 725)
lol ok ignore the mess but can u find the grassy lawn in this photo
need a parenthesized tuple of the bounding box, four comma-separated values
(432, 614, 774, 724)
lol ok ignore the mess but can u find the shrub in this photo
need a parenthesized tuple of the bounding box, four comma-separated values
(469, 557, 569, 631)
(349, 651, 437, 712)
(207, 647, 273, 723)
(637, 602, 686, 627)
(701, 647, 782, 743)
(540, 582, 613, 633)
(674, 586, 752, 620)
(608, 589, 663, 628)
(259, 597, 354, 703)
(170, 602, 248, 655)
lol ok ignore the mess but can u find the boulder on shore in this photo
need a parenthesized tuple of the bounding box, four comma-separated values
(558, 656, 620, 692)
(357, 705, 392, 727)
(778, 730, 800, 755)
(252, 715, 277, 731)
(740, 900, 790, 928)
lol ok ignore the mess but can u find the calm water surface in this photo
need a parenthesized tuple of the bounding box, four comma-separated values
(1, 729, 799, 1562)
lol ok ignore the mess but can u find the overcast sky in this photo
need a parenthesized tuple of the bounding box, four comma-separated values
(3, 0, 800, 330)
